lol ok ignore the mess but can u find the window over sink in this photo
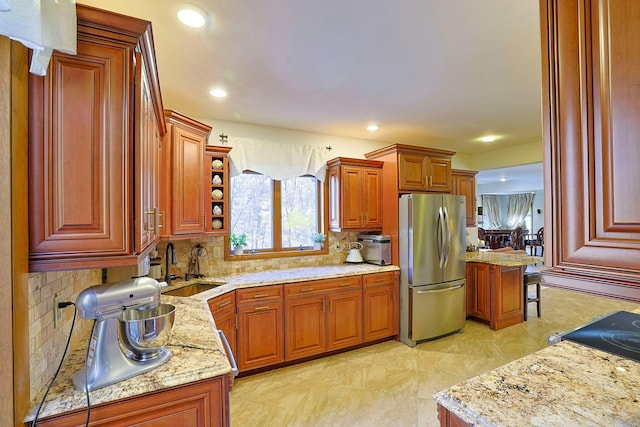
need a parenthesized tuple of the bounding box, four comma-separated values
(227, 172, 326, 258)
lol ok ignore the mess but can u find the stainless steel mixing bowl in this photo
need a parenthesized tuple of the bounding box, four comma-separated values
(118, 303, 176, 360)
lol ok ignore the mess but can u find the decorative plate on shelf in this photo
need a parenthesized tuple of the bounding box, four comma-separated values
(212, 189, 223, 199)
(211, 159, 223, 170)
(212, 219, 223, 229)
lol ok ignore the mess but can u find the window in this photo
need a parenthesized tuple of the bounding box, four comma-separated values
(229, 172, 323, 256)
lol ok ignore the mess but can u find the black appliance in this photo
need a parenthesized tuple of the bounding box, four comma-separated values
(558, 311, 640, 363)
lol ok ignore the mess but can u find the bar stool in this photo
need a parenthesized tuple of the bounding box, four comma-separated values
(523, 268, 541, 320)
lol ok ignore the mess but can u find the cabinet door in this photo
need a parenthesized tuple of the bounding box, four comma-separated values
(237, 301, 284, 371)
(453, 171, 477, 227)
(541, 0, 640, 301)
(29, 40, 130, 264)
(468, 263, 490, 321)
(342, 166, 365, 228)
(326, 289, 363, 351)
(398, 152, 428, 191)
(284, 295, 326, 360)
(426, 157, 452, 192)
(135, 57, 161, 253)
(208, 293, 237, 359)
(363, 284, 397, 341)
(363, 167, 383, 229)
(172, 126, 205, 234)
(490, 265, 524, 331)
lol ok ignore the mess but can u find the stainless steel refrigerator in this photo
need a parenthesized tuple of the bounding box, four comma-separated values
(399, 193, 466, 347)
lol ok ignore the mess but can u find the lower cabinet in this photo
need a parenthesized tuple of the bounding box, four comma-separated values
(362, 271, 399, 341)
(211, 272, 399, 374)
(208, 292, 236, 359)
(466, 262, 524, 330)
(437, 404, 470, 427)
(236, 286, 284, 371)
(284, 276, 363, 361)
(29, 376, 232, 427)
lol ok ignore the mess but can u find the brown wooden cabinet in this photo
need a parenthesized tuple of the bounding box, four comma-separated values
(327, 157, 383, 232)
(236, 286, 284, 371)
(362, 271, 399, 341)
(452, 169, 478, 227)
(540, 0, 640, 302)
(161, 111, 211, 237)
(364, 144, 456, 265)
(437, 404, 471, 427)
(29, 376, 232, 427)
(205, 146, 233, 235)
(284, 276, 363, 361)
(465, 263, 490, 321)
(466, 262, 524, 330)
(208, 292, 236, 360)
(28, 5, 165, 271)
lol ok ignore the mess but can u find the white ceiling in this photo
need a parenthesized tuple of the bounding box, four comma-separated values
(476, 162, 543, 191)
(78, 0, 543, 156)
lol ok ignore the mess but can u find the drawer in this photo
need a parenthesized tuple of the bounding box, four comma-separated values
(236, 285, 283, 304)
(363, 271, 396, 288)
(285, 276, 362, 298)
(207, 292, 235, 316)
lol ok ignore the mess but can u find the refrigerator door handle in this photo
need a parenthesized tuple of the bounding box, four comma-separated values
(415, 284, 464, 294)
(437, 207, 446, 268)
(442, 206, 451, 268)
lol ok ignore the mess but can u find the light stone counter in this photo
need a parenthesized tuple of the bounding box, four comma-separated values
(433, 311, 640, 426)
(466, 251, 543, 267)
(26, 263, 398, 422)
(166, 263, 400, 303)
(25, 295, 232, 422)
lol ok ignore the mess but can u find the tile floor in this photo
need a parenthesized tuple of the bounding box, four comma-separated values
(229, 287, 639, 427)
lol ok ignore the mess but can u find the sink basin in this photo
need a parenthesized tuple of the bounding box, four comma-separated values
(163, 281, 225, 297)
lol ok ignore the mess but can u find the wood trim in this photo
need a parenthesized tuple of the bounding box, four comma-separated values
(0, 38, 30, 427)
(364, 143, 456, 160)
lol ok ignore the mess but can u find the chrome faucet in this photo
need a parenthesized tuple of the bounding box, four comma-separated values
(165, 242, 177, 286)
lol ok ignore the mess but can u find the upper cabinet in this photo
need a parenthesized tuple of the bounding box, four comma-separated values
(366, 144, 454, 194)
(452, 169, 478, 227)
(327, 157, 383, 232)
(540, 0, 640, 301)
(160, 111, 211, 237)
(28, 5, 165, 271)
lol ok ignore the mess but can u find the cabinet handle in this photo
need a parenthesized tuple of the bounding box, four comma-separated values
(323, 299, 326, 313)
(252, 293, 270, 299)
(299, 288, 314, 293)
(146, 208, 158, 232)
(339, 283, 352, 287)
(158, 210, 164, 229)
(218, 301, 231, 309)
(253, 305, 270, 311)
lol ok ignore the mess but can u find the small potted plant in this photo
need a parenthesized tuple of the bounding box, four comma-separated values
(229, 233, 247, 255)
(311, 232, 326, 250)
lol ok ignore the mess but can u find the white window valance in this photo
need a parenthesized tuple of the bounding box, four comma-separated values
(228, 138, 329, 182)
(0, 0, 77, 76)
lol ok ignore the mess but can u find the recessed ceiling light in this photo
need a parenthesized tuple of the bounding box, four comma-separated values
(481, 135, 497, 143)
(500, 176, 507, 182)
(209, 89, 227, 98)
(177, 6, 207, 28)
(366, 124, 379, 131)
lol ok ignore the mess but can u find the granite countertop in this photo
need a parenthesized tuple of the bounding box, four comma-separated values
(433, 313, 640, 426)
(466, 251, 543, 267)
(165, 263, 400, 302)
(25, 296, 232, 422)
(26, 263, 398, 422)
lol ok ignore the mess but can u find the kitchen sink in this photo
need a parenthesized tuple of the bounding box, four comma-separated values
(163, 281, 226, 297)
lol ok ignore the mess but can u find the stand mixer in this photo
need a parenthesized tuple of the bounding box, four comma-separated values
(73, 277, 176, 391)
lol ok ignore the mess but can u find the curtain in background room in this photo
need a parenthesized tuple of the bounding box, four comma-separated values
(505, 193, 534, 228)
(482, 194, 502, 229)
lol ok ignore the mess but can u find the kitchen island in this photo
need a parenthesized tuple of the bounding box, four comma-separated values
(433, 336, 640, 426)
(465, 251, 542, 330)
